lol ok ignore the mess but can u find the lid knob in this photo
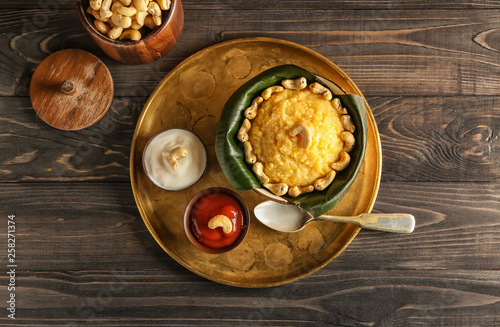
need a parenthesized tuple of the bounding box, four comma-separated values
(60, 80, 76, 95)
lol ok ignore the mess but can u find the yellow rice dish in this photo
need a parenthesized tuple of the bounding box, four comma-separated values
(249, 89, 344, 187)
(237, 77, 355, 197)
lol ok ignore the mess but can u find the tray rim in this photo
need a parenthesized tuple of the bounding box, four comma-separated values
(130, 37, 382, 288)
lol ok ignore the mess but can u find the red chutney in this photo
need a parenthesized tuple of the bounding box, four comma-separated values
(190, 193, 245, 249)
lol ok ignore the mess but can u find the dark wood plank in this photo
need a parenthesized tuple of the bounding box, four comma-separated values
(5, 269, 500, 326)
(3, 9, 500, 97)
(370, 96, 500, 183)
(1, 96, 499, 183)
(0, 181, 498, 325)
(3, 0, 500, 10)
(0, 97, 141, 182)
(1, 1, 499, 325)
(3, 182, 498, 271)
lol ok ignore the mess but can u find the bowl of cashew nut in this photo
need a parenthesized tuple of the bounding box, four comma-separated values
(215, 65, 368, 218)
(77, 0, 184, 64)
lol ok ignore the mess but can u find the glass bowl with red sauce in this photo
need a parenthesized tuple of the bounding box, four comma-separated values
(184, 187, 250, 254)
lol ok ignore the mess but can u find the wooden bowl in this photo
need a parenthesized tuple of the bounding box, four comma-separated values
(77, 0, 184, 64)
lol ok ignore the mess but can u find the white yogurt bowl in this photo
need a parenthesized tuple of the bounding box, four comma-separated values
(143, 129, 207, 191)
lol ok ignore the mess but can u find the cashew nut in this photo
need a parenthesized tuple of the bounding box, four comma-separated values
(243, 141, 257, 164)
(237, 118, 251, 142)
(111, 12, 132, 28)
(90, 0, 103, 10)
(94, 19, 111, 34)
(332, 98, 347, 115)
(261, 85, 284, 100)
(119, 29, 141, 41)
(133, 0, 148, 12)
(89, 0, 170, 41)
(152, 14, 162, 26)
(263, 183, 289, 196)
(135, 10, 148, 26)
(148, 1, 162, 16)
(289, 123, 312, 149)
(167, 147, 188, 170)
(107, 26, 123, 39)
(314, 170, 336, 191)
(252, 162, 269, 184)
(156, 0, 171, 10)
(288, 185, 314, 197)
(130, 20, 143, 30)
(144, 15, 156, 29)
(340, 131, 355, 153)
(111, 1, 119, 12)
(91, 8, 110, 22)
(309, 82, 332, 100)
(208, 215, 233, 234)
(331, 152, 351, 172)
(244, 96, 263, 120)
(99, 0, 113, 19)
(341, 115, 355, 133)
(114, 2, 137, 16)
(147, 1, 163, 25)
(281, 77, 307, 91)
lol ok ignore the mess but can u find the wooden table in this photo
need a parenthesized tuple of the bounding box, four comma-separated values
(2, 0, 500, 325)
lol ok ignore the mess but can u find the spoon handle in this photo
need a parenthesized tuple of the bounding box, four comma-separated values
(317, 213, 415, 233)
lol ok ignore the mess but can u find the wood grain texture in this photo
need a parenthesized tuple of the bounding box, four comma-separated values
(0, 97, 140, 182)
(2, 0, 500, 325)
(0, 182, 498, 325)
(3, 0, 500, 10)
(30, 49, 113, 130)
(2, 96, 499, 183)
(3, 9, 500, 97)
(369, 96, 500, 183)
(2, 182, 498, 272)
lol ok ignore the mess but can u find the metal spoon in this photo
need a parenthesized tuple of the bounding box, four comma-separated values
(254, 201, 415, 233)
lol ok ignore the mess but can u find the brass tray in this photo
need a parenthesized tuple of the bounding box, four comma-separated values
(130, 37, 382, 288)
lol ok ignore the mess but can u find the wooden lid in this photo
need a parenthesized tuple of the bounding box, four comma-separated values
(30, 49, 114, 130)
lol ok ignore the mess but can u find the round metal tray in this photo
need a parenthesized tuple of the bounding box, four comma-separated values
(130, 37, 382, 287)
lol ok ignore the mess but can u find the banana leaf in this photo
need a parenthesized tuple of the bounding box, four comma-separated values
(215, 64, 367, 217)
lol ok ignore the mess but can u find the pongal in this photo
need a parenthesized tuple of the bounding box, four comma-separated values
(238, 77, 356, 197)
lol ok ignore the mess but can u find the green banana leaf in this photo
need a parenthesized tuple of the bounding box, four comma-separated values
(215, 64, 367, 217)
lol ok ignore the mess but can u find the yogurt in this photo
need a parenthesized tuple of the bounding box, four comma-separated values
(143, 129, 207, 191)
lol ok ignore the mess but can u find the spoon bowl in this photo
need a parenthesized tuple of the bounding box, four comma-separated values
(254, 201, 415, 233)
